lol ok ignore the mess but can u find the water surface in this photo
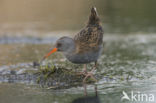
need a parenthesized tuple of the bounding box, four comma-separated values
(0, 0, 156, 102)
(0, 34, 156, 103)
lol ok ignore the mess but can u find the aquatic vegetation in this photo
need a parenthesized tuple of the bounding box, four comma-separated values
(36, 63, 84, 89)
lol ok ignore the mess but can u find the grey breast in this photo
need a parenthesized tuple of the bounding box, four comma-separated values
(64, 45, 103, 64)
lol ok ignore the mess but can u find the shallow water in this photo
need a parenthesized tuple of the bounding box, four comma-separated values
(0, 0, 156, 102)
(0, 34, 156, 103)
(0, 82, 155, 103)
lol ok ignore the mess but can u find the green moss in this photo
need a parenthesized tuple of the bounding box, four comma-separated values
(35, 62, 97, 89)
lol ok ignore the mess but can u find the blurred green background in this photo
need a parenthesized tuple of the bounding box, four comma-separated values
(0, 0, 156, 34)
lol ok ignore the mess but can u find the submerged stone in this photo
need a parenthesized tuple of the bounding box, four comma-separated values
(36, 65, 88, 89)
(0, 61, 98, 89)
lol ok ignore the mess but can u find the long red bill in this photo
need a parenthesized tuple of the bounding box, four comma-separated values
(42, 48, 58, 60)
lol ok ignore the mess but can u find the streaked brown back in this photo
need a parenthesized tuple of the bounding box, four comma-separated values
(74, 7, 103, 54)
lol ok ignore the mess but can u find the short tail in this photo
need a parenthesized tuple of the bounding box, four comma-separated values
(91, 7, 98, 17)
(87, 7, 100, 25)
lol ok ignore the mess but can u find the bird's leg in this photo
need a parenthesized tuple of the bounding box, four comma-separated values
(94, 84, 98, 97)
(83, 61, 98, 83)
(83, 83, 87, 96)
(83, 64, 87, 74)
(76, 64, 87, 75)
(91, 61, 97, 72)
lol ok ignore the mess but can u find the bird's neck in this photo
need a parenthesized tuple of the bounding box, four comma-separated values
(63, 41, 76, 55)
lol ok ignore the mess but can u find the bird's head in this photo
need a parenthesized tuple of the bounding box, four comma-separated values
(55, 36, 75, 52)
(42, 36, 75, 60)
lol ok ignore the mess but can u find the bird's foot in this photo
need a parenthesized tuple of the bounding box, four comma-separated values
(76, 71, 87, 76)
(76, 70, 88, 76)
(83, 72, 97, 83)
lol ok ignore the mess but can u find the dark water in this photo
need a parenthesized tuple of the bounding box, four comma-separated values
(0, 0, 156, 103)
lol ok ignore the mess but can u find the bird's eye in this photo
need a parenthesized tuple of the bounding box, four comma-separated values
(57, 43, 62, 47)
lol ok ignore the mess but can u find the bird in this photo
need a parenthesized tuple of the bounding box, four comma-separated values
(42, 7, 104, 82)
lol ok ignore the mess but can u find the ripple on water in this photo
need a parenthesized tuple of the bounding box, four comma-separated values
(0, 34, 156, 98)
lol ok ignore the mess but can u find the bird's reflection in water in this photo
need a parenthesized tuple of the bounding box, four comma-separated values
(72, 84, 101, 103)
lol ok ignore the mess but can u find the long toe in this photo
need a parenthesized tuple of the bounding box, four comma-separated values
(76, 71, 87, 76)
(83, 72, 97, 83)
